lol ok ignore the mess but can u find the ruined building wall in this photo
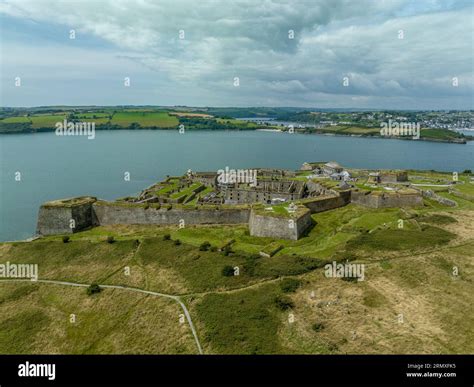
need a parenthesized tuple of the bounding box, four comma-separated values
(224, 188, 302, 204)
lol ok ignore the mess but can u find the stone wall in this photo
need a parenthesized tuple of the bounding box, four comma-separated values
(37, 199, 250, 236)
(449, 188, 474, 202)
(421, 190, 457, 207)
(380, 171, 408, 183)
(248, 209, 313, 240)
(351, 190, 423, 208)
(92, 203, 250, 226)
(302, 190, 351, 213)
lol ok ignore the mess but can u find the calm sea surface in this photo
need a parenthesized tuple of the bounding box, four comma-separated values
(1, 130, 473, 241)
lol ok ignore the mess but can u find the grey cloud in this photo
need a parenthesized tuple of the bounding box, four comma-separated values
(0, 0, 472, 108)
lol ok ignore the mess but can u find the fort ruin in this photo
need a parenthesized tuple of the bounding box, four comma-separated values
(36, 162, 428, 240)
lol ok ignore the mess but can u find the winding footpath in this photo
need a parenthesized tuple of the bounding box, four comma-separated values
(0, 278, 203, 355)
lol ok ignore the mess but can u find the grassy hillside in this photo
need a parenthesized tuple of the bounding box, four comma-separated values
(1, 108, 470, 143)
(1, 192, 473, 354)
(0, 283, 197, 354)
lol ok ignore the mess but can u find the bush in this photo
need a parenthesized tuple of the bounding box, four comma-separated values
(163, 234, 171, 241)
(62, 236, 70, 243)
(86, 284, 102, 296)
(221, 246, 233, 256)
(312, 322, 325, 332)
(274, 295, 294, 311)
(199, 241, 211, 251)
(341, 275, 358, 282)
(462, 169, 472, 174)
(174, 239, 182, 246)
(144, 204, 150, 210)
(243, 255, 258, 276)
(222, 265, 235, 277)
(106, 236, 115, 244)
(280, 278, 302, 293)
(210, 246, 217, 252)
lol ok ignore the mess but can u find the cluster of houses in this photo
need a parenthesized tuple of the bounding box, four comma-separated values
(300, 161, 411, 190)
(301, 161, 352, 189)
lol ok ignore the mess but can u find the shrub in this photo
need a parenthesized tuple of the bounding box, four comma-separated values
(106, 236, 115, 244)
(86, 284, 102, 296)
(210, 246, 217, 252)
(462, 169, 472, 174)
(163, 233, 171, 241)
(199, 241, 211, 251)
(218, 239, 235, 251)
(312, 322, 325, 332)
(419, 214, 457, 225)
(341, 276, 358, 283)
(221, 246, 232, 256)
(280, 278, 302, 293)
(274, 295, 294, 311)
(222, 265, 235, 277)
(144, 204, 150, 210)
(243, 255, 258, 276)
(62, 236, 70, 243)
(174, 239, 182, 246)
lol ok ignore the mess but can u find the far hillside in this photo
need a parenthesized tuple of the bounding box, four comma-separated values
(0, 109, 264, 133)
(0, 107, 471, 144)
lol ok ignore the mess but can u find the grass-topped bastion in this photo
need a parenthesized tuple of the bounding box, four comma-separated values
(37, 196, 97, 235)
(250, 203, 313, 240)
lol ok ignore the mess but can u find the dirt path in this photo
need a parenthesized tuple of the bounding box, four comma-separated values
(0, 278, 203, 355)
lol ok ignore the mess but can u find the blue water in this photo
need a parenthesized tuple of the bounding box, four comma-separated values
(1, 130, 473, 241)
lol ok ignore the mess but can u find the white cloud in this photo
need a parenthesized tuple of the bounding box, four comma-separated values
(0, 0, 472, 108)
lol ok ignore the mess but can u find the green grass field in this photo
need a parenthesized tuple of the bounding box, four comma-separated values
(169, 183, 202, 200)
(216, 118, 258, 128)
(30, 114, 67, 128)
(420, 128, 466, 140)
(75, 113, 111, 119)
(111, 112, 178, 128)
(1, 116, 31, 123)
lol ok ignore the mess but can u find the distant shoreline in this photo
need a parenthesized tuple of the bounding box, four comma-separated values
(0, 126, 470, 144)
(1, 107, 471, 144)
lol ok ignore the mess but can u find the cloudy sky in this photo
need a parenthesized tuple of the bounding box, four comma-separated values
(0, 0, 473, 109)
